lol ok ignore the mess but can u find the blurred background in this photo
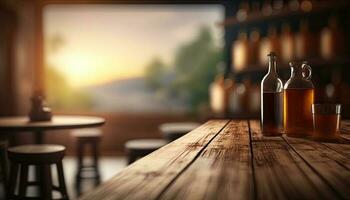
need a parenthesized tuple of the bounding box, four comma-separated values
(0, 0, 350, 198)
(0, 1, 224, 155)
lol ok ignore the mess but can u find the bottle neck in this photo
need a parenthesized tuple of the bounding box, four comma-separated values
(290, 67, 303, 79)
(268, 57, 277, 75)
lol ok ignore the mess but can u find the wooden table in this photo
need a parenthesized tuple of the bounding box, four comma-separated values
(81, 120, 350, 200)
(0, 115, 105, 144)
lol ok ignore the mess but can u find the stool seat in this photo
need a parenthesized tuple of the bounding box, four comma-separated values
(72, 128, 102, 138)
(72, 129, 102, 142)
(8, 145, 65, 164)
(7, 144, 69, 199)
(125, 139, 167, 164)
(125, 139, 167, 150)
(160, 122, 200, 142)
(72, 129, 102, 194)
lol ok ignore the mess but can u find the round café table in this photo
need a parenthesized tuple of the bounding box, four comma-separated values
(0, 115, 105, 144)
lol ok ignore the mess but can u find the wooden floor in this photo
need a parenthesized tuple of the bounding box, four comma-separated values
(63, 156, 127, 199)
(80, 120, 350, 200)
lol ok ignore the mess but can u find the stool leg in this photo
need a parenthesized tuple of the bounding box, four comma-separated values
(18, 164, 28, 198)
(39, 165, 52, 200)
(8, 162, 19, 199)
(56, 161, 69, 200)
(34, 165, 42, 196)
(0, 143, 9, 199)
(77, 142, 84, 178)
(0, 142, 8, 183)
(128, 151, 137, 164)
(92, 142, 101, 185)
(34, 131, 44, 144)
(75, 141, 84, 195)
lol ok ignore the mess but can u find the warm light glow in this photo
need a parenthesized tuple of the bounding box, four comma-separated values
(48, 50, 143, 87)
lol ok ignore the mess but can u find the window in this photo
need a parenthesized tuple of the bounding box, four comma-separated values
(44, 4, 223, 114)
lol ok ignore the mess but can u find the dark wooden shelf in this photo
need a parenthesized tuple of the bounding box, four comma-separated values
(233, 56, 350, 75)
(218, 0, 350, 28)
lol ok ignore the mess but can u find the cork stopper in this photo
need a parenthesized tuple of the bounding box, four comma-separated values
(267, 52, 277, 58)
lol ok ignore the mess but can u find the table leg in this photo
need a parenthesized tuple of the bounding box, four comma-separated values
(33, 131, 45, 195)
(34, 131, 44, 144)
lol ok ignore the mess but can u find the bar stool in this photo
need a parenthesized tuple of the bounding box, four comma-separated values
(0, 141, 9, 199)
(7, 144, 68, 200)
(159, 122, 200, 142)
(125, 139, 167, 164)
(71, 129, 101, 192)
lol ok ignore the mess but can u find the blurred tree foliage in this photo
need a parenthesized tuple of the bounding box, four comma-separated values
(144, 58, 167, 90)
(145, 26, 222, 112)
(45, 34, 93, 111)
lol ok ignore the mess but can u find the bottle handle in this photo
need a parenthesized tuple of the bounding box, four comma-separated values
(302, 63, 312, 80)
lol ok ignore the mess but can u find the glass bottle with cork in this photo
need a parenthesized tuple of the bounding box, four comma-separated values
(261, 52, 284, 136)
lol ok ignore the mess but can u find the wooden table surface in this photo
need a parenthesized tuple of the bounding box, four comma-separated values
(0, 115, 105, 143)
(0, 115, 105, 131)
(81, 120, 350, 200)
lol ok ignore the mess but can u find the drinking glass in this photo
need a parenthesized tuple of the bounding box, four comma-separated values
(312, 104, 341, 140)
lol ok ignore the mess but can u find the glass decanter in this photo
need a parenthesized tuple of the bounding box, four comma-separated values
(284, 61, 314, 137)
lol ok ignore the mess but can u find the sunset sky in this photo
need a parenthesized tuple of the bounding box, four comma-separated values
(44, 4, 223, 88)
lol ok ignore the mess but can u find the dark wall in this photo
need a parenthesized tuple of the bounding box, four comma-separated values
(0, 6, 17, 116)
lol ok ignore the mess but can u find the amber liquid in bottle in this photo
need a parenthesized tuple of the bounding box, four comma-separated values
(262, 92, 284, 135)
(284, 88, 314, 137)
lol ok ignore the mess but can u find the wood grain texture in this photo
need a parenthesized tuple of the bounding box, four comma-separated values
(80, 120, 350, 200)
(322, 142, 350, 159)
(340, 133, 350, 141)
(80, 120, 229, 200)
(249, 120, 337, 200)
(283, 135, 350, 199)
(158, 120, 253, 200)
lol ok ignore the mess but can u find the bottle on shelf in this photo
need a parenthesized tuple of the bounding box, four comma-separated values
(288, 0, 300, 11)
(295, 20, 319, 59)
(320, 16, 346, 59)
(226, 77, 235, 114)
(241, 79, 251, 114)
(284, 61, 314, 137)
(261, 52, 284, 136)
(251, 0, 261, 14)
(259, 27, 280, 65)
(228, 81, 245, 114)
(236, 1, 250, 22)
(262, 0, 273, 16)
(280, 24, 295, 62)
(249, 83, 261, 114)
(209, 63, 231, 116)
(248, 29, 260, 66)
(300, 0, 313, 12)
(232, 32, 249, 71)
(272, 0, 284, 12)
